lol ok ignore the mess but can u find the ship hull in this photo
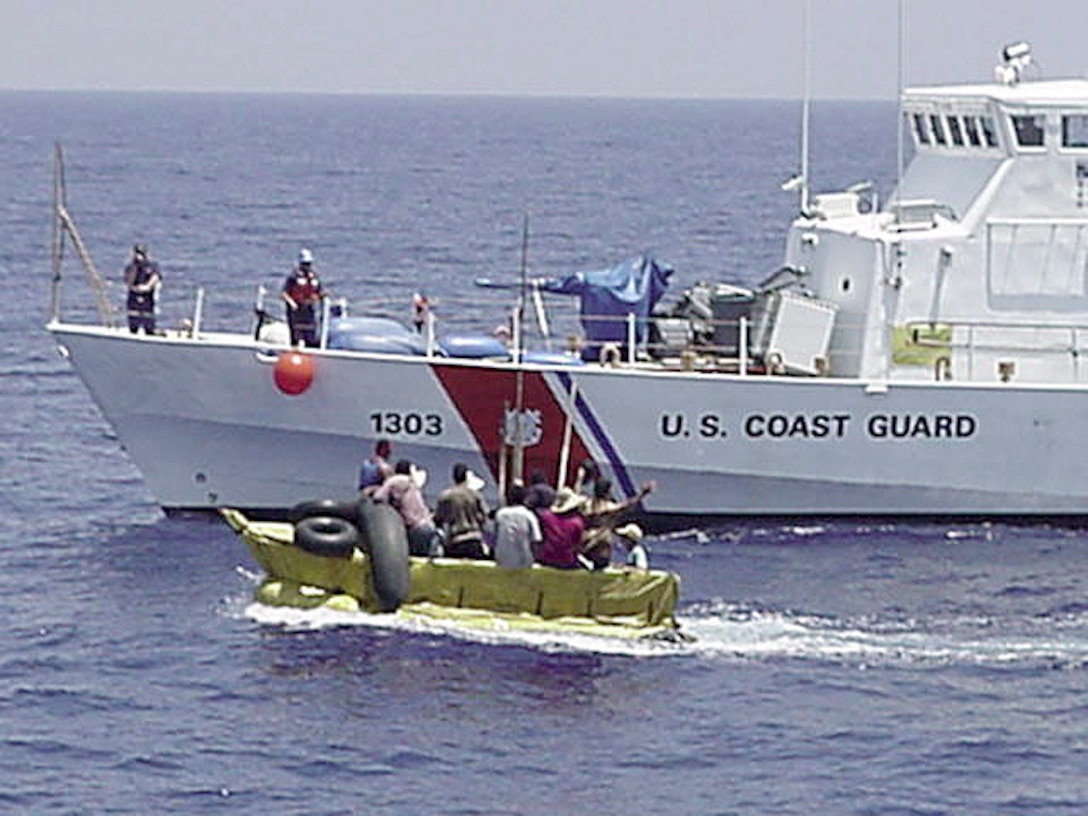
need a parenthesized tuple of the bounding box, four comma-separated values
(51, 324, 1088, 520)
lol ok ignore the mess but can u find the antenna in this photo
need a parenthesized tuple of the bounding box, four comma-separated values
(50, 142, 65, 323)
(799, 0, 812, 215)
(895, 0, 905, 225)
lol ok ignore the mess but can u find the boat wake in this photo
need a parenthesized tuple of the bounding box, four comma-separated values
(681, 600, 1088, 669)
(239, 599, 691, 657)
(228, 568, 1088, 665)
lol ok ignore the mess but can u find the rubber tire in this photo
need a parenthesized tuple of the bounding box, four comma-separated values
(357, 500, 410, 612)
(287, 498, 361, 526)
(294, 515, 360, 558)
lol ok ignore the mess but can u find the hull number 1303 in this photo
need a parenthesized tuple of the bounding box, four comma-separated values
(369, 411, 443, 436)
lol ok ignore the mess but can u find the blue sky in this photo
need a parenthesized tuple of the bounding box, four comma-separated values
(2, 1, 1084, 98)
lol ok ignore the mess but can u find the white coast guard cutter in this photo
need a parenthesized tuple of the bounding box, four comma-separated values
(48, 45, 1088, 523)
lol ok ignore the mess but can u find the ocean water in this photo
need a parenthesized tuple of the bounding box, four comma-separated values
(2, 91, 1088, 814)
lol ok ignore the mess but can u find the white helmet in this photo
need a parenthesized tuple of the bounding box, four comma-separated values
(298, 248, 314, 265)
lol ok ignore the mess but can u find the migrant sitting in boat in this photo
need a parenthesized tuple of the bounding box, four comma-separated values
(434, 463, 490, 559)
(371, 459, 442, 557)
(492, 482, 543, 569)
(573, 459, 602, 498)
(524, 468, 557, 511)
(616, 523, 650, 570)
(358, 439, 394, 495)
(580, 478, 655, 570)
(534, 487, 588, 570)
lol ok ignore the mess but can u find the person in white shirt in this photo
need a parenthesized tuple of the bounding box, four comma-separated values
(616, 523, 649, 570)
(492, 483, 542, 569)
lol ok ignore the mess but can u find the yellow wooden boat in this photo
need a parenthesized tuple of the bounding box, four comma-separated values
(222, 508, 684, 641)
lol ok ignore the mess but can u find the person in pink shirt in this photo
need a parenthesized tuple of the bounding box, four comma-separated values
(534, 487, 588, 570)
(372, 459, 440, 556)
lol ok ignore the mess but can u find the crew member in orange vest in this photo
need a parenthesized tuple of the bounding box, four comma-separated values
(281, 248, 324, 346)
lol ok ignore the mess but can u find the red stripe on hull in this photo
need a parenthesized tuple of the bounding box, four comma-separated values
(433, 364, 591, 488)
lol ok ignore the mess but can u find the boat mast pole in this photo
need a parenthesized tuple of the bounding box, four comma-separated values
(557, 381, 578, 489)
(50, 143, 65, 323)
(511, 212, 530, 486)
(517, 210, 529, 363)
(799, 0, 812, 215)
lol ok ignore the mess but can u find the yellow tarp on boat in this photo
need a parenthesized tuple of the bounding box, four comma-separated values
(222, 509, 679, 631)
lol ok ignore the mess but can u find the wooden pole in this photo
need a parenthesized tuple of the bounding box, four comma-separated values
(557, 380, 578, 489)
(52, 144, 116, 327)
(57, 206, 115, 327)
(498, 399, 510, 504)
(511, 212, 530, 484)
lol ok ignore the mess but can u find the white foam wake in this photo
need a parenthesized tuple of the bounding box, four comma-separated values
(682, 600, 1088, 667)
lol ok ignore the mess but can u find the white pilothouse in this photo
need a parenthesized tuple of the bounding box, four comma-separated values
(793, 42, 1088, 387)
(48, 45, 1088, 522)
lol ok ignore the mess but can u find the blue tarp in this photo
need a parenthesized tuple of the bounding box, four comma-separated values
(540, 256, 673, 353)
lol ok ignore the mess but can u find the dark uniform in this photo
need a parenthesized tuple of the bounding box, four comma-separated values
(124, 245, 161, 334)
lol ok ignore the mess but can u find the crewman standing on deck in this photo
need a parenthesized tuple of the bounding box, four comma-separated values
(281, 248, 324, 346)
(412, 291, 430, 334)
(123, 244, 162, 334)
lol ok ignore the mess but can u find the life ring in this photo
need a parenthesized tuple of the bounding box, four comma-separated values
(287, 498, 362, 526)
(294, 516, 360, 558)
(357, 499, 411, 612)
(599, 342, 622, 367)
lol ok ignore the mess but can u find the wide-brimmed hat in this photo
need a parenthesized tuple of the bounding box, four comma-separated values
(465, 469, 485, 492)
(615, 523, 643, 542)
(551, 487, 586, 515)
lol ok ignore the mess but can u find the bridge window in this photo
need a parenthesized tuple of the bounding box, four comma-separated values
(963, 116, 982, 147)
(910, 110, 1001, 150)
(1062, 114, 1088, 148)
(947, 116, 965, 146)
(912, 113, 930, 145)
(929, 114, 947, 145)
(1011, 114, 1045, 148)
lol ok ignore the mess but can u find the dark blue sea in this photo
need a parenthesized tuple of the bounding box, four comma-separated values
(3, 91, 1087, 814)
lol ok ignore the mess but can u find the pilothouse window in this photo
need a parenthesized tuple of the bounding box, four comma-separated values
(1011, 114, 1046, 148)
(1062, 114, 1088, 148)
(929, 114, 947, 145)
(963, 116, 982, 147)
(912, 113, 930, 145)
(947, 116, 965, 146)
(980, 117, 999, 148)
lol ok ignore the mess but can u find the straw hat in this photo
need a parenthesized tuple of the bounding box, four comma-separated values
(615, 523, 643, 542)
(551, 487, 586, 514)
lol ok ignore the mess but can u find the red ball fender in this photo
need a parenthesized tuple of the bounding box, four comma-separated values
(274, 352, 314, 395)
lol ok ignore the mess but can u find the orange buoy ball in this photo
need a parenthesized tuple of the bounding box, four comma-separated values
(273, 352, 314, 395)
